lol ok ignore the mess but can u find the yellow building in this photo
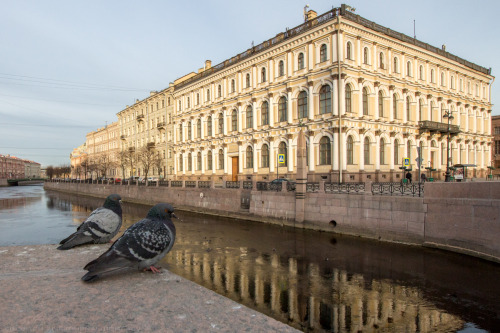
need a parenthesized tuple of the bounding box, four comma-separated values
(83, 121, 120, 179)
(171, 5, 493, 182)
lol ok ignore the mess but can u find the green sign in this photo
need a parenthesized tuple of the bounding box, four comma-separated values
(278, 154, 285, 164)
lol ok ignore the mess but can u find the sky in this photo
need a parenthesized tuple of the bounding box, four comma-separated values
(1, 0, 498, 167)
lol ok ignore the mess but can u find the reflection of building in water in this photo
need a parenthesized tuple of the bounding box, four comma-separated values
(166, 241, 462, 332)
(0, 196, 41, 210)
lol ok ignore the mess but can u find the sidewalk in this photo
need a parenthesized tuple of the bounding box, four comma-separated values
(0, 244, 299, 332)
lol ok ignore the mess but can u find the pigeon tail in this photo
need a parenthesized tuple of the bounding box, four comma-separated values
(82, 250, 136, 282)
(57, 233, 94, 250)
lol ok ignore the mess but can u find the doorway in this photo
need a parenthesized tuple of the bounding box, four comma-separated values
(231, 157, 238, 181)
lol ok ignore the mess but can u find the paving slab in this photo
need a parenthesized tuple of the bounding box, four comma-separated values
(0, 244, 299, 332)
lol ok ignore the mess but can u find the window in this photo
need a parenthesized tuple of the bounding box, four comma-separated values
(419, 99, 423, 120)
(196, 93, 200, 105)
(246, 146, 253, 168)
(320, 44, 327, 62)
(278, 142, 287, 166)
(362, 87, 368, 116)
(364, 137, 370, 165)
(187, 97, 190, 108)
(406, 96, 411, 121)
(218, 85, 222, 98)
(441, 72, 445, 86)
(278, 60, 284, 76)
(246, 74, 251, 88)
(419, 65, 424, 80)
(394, 139, 399, 165)
(379, 52, 384, 69)
(407, 61, 412, 77)
(188, 121, 192, 140)
(298, 53, 305, 70)
(197, 152, 201, 171)
(179, 154, 183, 171)
(188, 153, 192, 171)
(363, 47, 369, 64)
(178, 100, 182, 111)
(179, 124, 183, 141)
(378, 91, 384, 117)
(393, 94, 398, 119)
(246, 106, 253, 129)
(206, 89, 210, 101)
(231, 110, 238, 132)
(319, 136, 331, 165)
(346, 42, 352, 60)
(207, 151, 213, 170)
(231, 79, 235, 93)
(345, 85, 352, 113)
(218, 149, 224, 170)
(278, 97, 287, 122)
(207, 116, 212, 136)
(298, 91, 308, 118)
(347, 136, 353, 164)
(407, 141, 412, 163)
(393, 57, 399, 73)
(261, 101, 269, 126)
(218, 114, 224, 134)
(451, 76, 455, 89)
(319, 85, 331, 115)
(460, 78, 463, 91)
(380, 138, 385, 164)
(261, 68, 266, 83)
(431, 69, 435, 83)
(261, 144, 269, 167)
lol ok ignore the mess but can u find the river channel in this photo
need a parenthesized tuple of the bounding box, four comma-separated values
(0, 185, 499, 332)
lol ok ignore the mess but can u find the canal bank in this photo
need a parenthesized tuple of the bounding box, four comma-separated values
(44, 181, 500, 264)
(0, 244, 299, 332)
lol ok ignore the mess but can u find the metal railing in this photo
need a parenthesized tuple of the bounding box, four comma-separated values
(371, 182, 424, 197)
(325, 182, 365, 194)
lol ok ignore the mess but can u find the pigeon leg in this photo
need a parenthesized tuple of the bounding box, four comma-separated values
(144, 265, 162, 273)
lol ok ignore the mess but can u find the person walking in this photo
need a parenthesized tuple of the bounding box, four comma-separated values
(406, 171, 412, 184)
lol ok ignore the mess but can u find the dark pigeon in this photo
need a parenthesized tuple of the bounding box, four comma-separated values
(57, 194, 123, 250)
(81, 203, 177, 282)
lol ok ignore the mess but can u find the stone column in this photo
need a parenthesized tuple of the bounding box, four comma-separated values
(308, 82, 314, 120)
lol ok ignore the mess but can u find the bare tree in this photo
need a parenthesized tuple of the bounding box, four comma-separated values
(116, 150, 129, 179)
(126, 148, 136, 179)
(46, 166, 54, 179)
(80, 156, 89, 180)
(137, 146, 156, 180)
(153, 149, 164, 179)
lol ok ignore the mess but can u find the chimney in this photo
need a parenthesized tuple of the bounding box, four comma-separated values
(306, 10, 317, 21)
(205, 60, 212, 69)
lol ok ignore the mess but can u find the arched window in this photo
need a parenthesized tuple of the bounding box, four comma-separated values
(261, 144, 269, 168)
(407, 61, 412, 76)
(197, 119, 201, 138)
(179, 124, 183, 141)
(298, 53, 305, 70)
(246, 146, 253, 168)
(206, 89, 210, 101)
(207, 151, 213, 170)
(363, 47, 369, 64)
(261, 101, 269, 126)
(231, 110, 238, 132)
(179, 153, 183, 171)
(278, 97, 287, 122)
(393, 94, 398, 119)
(246, 74, 251, 88)
(278, 60, 284, 76)
(346, 42, 352, 59)
(393, 57, 399, 73)
(188, 153, 192, 171)
(261, 67, 266, 83)
(319, 136, 331, 165)
(218, 149, 224, 170)
(345, 85, 352, 113)
(378, 91, 384, 117)
(347, 136, 354, 164)
(380, 138, 385, 165)
(364, 137, 370, 165)
(207, 116, 212, 136)
(231, 79, 235, 93)
(406, 97, 411, 121)
(362, 87, 369, 115)
(320, 44, 327, 62)
(218, 85, 222, 98)
(246, 106, 253, 129)
(298, 91, 308, 118)
(319, 85, 331, 115)
(218, 114, 224, 134)
(197, 152, 201, 171)
(419, 65, 424, 80)
(379, 52, 384, 69)
(394, 139, 400, 165)
(278, 142, 287, 166)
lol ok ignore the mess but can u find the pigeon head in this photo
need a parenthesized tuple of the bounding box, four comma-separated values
(147, 203, 177, 220)
(103, 194, 122, 210)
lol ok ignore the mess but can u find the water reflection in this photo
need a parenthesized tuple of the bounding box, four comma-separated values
(3, 189, 500, 332)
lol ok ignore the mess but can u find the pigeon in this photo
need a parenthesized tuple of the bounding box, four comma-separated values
(57, 194, 123, 250)
(81, 203, 178, 282)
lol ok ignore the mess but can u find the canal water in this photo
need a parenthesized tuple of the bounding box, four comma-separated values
(1, 186, 499, 332)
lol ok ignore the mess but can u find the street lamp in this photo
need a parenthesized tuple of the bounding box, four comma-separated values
(443, 110, 454, 182)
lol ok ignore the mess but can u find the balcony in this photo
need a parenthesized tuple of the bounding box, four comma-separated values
(157, 122, 166, 130)
(136, 114, 145, 122)
(418, 121, 460, 134)
(147, 142, 155, 149)
(120, 135, 126, 140)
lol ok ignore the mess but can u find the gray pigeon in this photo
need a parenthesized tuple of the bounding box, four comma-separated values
(81, 203, 177, 282)
(57, 194, 123, 250)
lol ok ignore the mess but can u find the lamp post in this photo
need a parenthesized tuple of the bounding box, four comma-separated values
(443, 110, 454, 182)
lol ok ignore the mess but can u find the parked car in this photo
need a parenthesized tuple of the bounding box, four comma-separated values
(114, 178, 122, 183)
(270, 178, 296, 190)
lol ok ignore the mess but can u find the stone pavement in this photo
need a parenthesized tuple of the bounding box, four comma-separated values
(0, 244, 299, 332)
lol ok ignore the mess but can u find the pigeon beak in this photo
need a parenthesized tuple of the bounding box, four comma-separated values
(171, 212, 180, 220)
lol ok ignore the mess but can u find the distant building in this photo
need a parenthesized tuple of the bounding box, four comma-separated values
(492, 115, 500, 169)
(70, 144, 88, 179)
(0, 154, 41, 179)
(24, 160, 41, 178)
(82, 122, 120, 179)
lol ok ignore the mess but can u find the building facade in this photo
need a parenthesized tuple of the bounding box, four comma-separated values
(492, 115, 500, 169)
(0, 154, 41, 179)
(83, 122, 120, 179)
(77, 5, 493, 182)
